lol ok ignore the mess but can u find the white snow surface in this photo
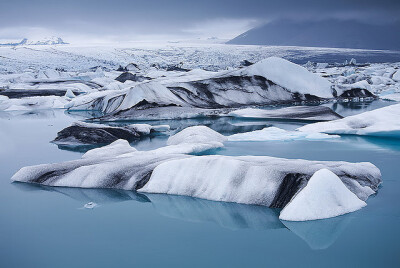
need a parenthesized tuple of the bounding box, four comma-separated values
(232, 57, 333, 98)
(66, 82, 185, 113)
(82, 139, 137, 159)
(381, 93, 400, 102)
(279, 169, 366, 221)
(298, 103, 400, 138)
(228, 127, 340, 141)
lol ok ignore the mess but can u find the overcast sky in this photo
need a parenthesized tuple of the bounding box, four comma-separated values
(0, 0, 399, 43)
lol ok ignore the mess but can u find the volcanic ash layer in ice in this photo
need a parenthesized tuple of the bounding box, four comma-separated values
(298, 103, 400, 138)
(279, 169, 367, 221)
(11, 126, 381, 215)
(228, 106, 343, 121)
(52, 121, 170, 145)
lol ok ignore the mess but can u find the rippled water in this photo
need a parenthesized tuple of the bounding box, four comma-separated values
(1, 101, 399, 267)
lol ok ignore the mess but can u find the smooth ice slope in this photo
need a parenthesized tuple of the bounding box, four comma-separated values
(232, 57, 333, 98)
(298, 103, 400, 138)
(279, 169, 367, 221)
(167, 126, 227, 146)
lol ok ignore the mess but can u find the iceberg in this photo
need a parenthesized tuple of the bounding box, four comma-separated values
(228, 106, 343, 121)
(66, 57, 334, 116)
(298, 103, 400, 138)
(96, 106, 229, 121)
(381, 93, 400, 102)
(139, 155, 379, 206)
(0, 95, 68, 111)
(231, 57, 333, 98)
(167, 125, 227, 146)
(52, 121, 170, 145)
(279, 169, 366, 221)
(66, 82, 184, 114)
(227, 127, 340, 141)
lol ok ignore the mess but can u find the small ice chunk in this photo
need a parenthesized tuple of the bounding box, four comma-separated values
(298, 103, 400, 138)
(167, 126, 227, 146)
(279, 169, 366, 221)
(64, 89, 76, 98)
(82, 139, 137, 159)
(83, 202, 98, 209)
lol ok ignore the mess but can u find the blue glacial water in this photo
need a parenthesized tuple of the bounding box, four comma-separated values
(0, 101, 400, 268)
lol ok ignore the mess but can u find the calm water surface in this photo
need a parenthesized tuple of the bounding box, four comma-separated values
(0, 102, 399, 267)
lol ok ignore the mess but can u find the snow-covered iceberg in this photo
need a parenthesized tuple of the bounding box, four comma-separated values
(66, 57, 334, 116)
(66, 82, 184, 114)
(279, 169, 366, 221)
(227, 127, 339, 141)
(229, 106, 342, 121)
(298, 103, 400, 138)
(52, 121, 170, 145)
(139, 155, 380, 206)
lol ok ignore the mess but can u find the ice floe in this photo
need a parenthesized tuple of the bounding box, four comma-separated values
(52, 121, 170, 145)
(298, 103, 400, 138)
(0, 95, 68, 111)
(228, 106, 342, 121)
(279, 169, 366, 221)
(227, 127, 339, 141)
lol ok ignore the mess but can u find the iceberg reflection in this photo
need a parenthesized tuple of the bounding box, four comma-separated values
(13, 182, 352, 249)
(282, 215, 353, 250)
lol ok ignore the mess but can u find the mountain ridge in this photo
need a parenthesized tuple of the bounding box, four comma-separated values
(227, 19, 400, 51)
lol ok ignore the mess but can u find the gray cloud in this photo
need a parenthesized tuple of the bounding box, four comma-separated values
(0, 0, 399, 42)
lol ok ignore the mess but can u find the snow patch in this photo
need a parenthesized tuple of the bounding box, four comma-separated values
(279, 169, 366, 221)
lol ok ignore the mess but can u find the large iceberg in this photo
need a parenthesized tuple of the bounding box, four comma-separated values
(279, 169, 367, 221)
(139, 155, 380, 206)
(298, 103, 400, 138)
(66, 57, 334, 117)
(11, 126, 381, 220)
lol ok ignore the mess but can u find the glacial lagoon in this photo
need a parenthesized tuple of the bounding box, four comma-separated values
(1, 101, 399, 267)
